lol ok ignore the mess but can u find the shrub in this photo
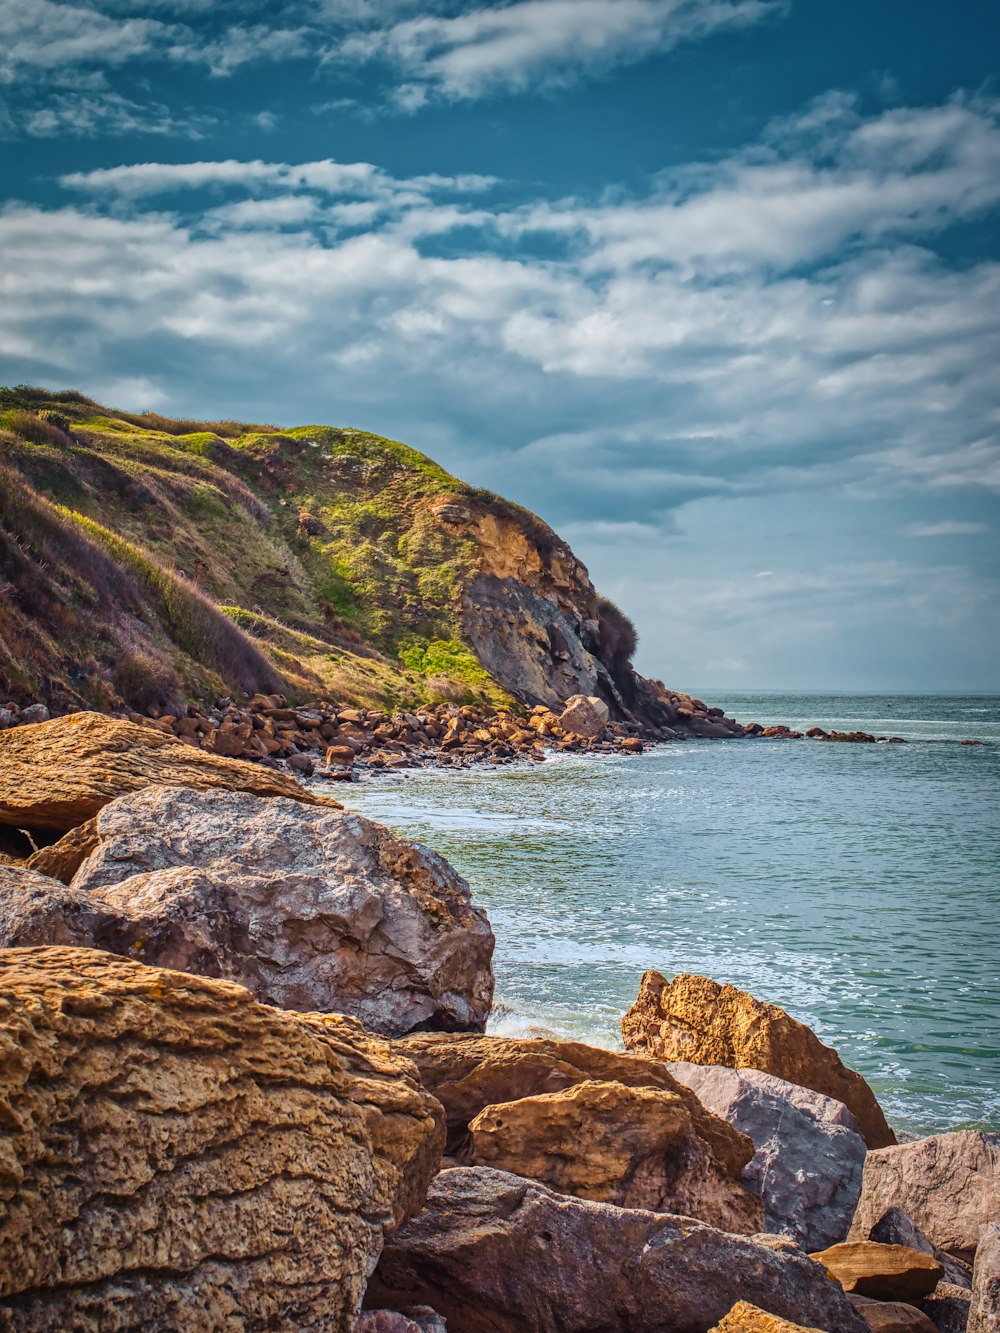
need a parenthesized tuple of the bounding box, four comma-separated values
(2, 409, 73, 449)
(596, 595, 638, 676)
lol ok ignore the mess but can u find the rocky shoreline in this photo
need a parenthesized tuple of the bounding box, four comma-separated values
(0, 712, 996, 1332)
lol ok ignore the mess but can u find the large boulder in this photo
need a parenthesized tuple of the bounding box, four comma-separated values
(666, 1060, 866, 1250)
(468, 1078, 764, 1233)
(809, 1242, 943, 1302)
(557, 694, 610, 738)
(0, 946, 444, 1329)
(2, 786, 495, 1037)
(968, 1223, 1000, 1333)
(392, 1033, 753, 1177)
(863, 1208, 972, 1290)
(709, 1306, 826, 1332)
(0, 710, 337, 833)
(848, 1297, 939, 1332)
(367, 1167, 868, 1333)
(848, 1133, 1000, 1262)
(622, 971, 896, 1148)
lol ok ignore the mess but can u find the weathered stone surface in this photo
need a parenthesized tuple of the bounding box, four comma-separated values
(0, 946, 444, 1330)
(368, 1167, 868, 1333)
(557, 693, 610, 738)
(709, 1305, 825, 1332)
(921, 1285, 971, 1333)
(24, 816, 99, 882)
(468, 1078, 764, 1233)
(849, 1133, 1000, 1262)
(0, 711, 338, 832)
(848, 1297, 939, 1331)
(356, 1310, 447, 1333)
(864, 1209, 972, 1290)
(666, 1060, 866, 1250)
(810, 1242, 943, 1302)
(968, 1223, 1000, 1333)
(392, 1033, 753, 1177)
(622, 971, 896, 1148)
(23, 785, 495, 1038)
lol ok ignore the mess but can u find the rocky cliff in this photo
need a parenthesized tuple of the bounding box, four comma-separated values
(0, 386, 712, 732)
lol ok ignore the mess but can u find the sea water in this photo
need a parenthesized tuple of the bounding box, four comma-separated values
(341, 693, 1000, 1136)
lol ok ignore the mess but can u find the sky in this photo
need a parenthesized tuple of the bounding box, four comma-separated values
(1, 0, 999, 692)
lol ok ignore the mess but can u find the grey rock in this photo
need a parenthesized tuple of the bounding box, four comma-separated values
(865, 1208, 973, 1290)
(3, 785, 494, 1037)
(368, 1166, 869, 1333)
(922, 1283, 971, 1333)
(850, 1133, 1000, 1262)
(19, 703, 50, 725)
(968, 1223, 1000, 1333)
(357, 1310, 447, 1333)
(667, 1060, 867, 1250)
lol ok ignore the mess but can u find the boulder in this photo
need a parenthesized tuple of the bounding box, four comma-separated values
(23, 817, 99, 883)
(356, 1312, 448, 1333)
(367, 1166, 868, 1333)
(557, 694, 610, 739)
(809, 1242, 943, 1302)
(0, 710, 338, 833)
(468, 1078, 764, 1233)
(921, 1285, 971, 1333)
(666, 1061, 866, 1250)
(848, 1298, 939, 1332)
(709, 1306, 826, 1332)
(968, 1223, 1000, 1333)
(392, 1033, 753, 1177)
(863, 1209, 972, 1290)
(4, 785, 494, 1038)
(0, 946, 444, 1329)
(622, 971, 896, 1148)
(848, 1133, 1000, 1262)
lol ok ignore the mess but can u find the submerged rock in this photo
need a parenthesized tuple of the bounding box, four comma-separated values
(367, 1166, 868, 1333)
(622, 971, 896, 1148)
(0, 946, 444, 1329)
(665, 1060, 866, 1249)
(3, 785, 495, 1037)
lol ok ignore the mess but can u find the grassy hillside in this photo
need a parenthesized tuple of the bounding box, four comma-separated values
(1, 386, 633, 717)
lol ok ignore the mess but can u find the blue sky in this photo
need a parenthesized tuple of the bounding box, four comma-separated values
(2, 0, 998, 691)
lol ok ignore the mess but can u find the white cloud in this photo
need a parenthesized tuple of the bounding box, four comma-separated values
(902, 520, 991, 538)
(20, 91, 213, 138)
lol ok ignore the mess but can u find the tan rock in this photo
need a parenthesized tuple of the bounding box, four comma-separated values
(0, 946, 443, 1329)
(622, 971, 896, 1148)
(24, 816, 99, 883)
(468, 1077, 763, 1232)
(809, 1242, 943, 1302)
(0, 711, 339, 833)
(848, 1297, 940, 1332)
(709, 1303, 826, 1331)
(558, 694, 610, 738)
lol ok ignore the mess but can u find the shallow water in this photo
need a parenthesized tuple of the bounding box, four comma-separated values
(341, 693, 1000, 1136)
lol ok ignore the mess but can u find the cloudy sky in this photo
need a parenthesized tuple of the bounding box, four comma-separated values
(2, 0, 998, 691)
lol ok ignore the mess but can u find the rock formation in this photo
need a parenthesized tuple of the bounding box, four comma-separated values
(665, 1060, 866, 1249)
(0, 946, 444, 1329)
(366, 1166, 868, 1333)
(968, 1223, 1000, 1333)
(863, 1208, 972, 1290)
(849, 1132, 1000, 1261)
(1, 785, 494, 1037)
(847, 1297, 939, 1331)
(921, 1284, 972, 1333)
(709, 1306, 826, 1332)
(467, 1078, 763, 1233)
(809, 1242, 943, 1302)
(622, 971, 896, 1148)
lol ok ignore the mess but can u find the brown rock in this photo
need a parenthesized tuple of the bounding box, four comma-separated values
(0, 946, 443, 1329)
(622, 971, 896, 1148)
(325, 744, 358, 766)
(368, 1166, 869, 1333)
(557, 694, 610, 739)
(468, 1078, 763, 1233)
(864, 1208, 972, 1289)
(848, 1133, 1000, 1262)
(0, 711, 339, 833)
(392, 1032, 753, 1178)
(848, 1297, 939, 1332)
(619, 736, 644, 752)
(922, 1284, 971, 1333)
(709, 1304, 826, 1331)
(24, 817, 99, 883)
(810, 1242, 943, 1302)
(968, 1222, 1000, 1333)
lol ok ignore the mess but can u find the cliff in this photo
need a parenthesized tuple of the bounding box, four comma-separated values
(0, 386, 702, 731)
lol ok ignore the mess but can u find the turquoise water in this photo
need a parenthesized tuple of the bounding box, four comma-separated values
(341, 693, 1000, 1136)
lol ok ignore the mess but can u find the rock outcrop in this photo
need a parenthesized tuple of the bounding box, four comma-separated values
(709, 1306, 826, 1332)
(367, 1166, 869, 1333)
(467, 1078, 763, 1233)
(848, 1133, 1000, 1262)
(665, 1060, 866, 1249)
(3, 785, 495, 1037)
(622, 971, 896, 1149)
(0, 711, 336, 833)
(809, 1243, 943, 1302)
(0, 946, 444, 1329)
(968, 1223, 1000, 1333)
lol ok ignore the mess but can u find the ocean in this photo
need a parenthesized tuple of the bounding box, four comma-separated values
(341, 692, 1000, 1137)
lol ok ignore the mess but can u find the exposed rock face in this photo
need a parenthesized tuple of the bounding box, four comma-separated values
(391, 1033, 753, 1176)
(356, 1310, 448, 1333)
(5, 785, 494, 1037)
(367, 1167, 869, 1333)
(666, 1060, 866, 1250)
(848, 1297, 939, 1331)
(709, 1305, 826, 1332)
(968, 1223, 1000, 1333)
(848, 1133, 1000, 1262)
(0, 946, 444, 1330)
(622, 971, 896, 1149)
(0, 711, 337, 832)
(864, 1209, 972, 1290)
(468, 1078, 763, 1233)
(809, 1243, 943, 1302)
